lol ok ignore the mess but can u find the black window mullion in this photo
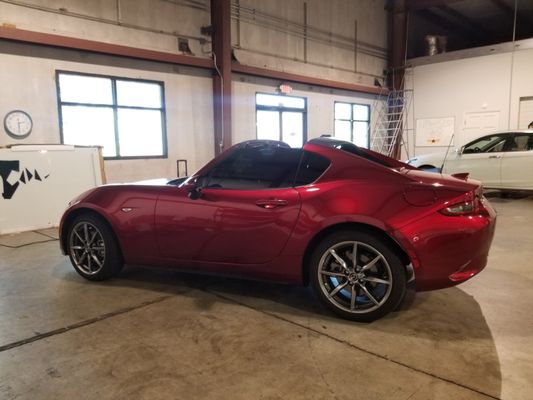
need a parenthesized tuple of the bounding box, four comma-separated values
(111, 79, 120, 158)
(278, 111, 283, 142)
(114, 105, 162, 111)
(351, 104, 355, 143)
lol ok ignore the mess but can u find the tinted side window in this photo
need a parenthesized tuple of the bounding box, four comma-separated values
(508, 133, 533, 151)
(294, 151, 330, 186)
(463, 135, 507, 153)
(206, 146, 302, 189)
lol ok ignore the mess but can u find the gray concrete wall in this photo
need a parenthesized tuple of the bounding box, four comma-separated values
(0, 0, 387, 182)
(1, 0, 387, 84)
(232, 0, 387, 86)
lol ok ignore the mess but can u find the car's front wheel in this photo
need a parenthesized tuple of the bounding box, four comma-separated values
(67, 214, 123, 281)
(310, 230, 406, 322)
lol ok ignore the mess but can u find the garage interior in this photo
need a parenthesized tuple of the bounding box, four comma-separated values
(1, 0, 533, 399)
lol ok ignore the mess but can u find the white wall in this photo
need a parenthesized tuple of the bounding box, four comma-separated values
(407, 39, 533, 158)
(0, 42, 214, 183)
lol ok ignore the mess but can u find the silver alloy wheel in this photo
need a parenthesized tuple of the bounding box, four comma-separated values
(69, 221, 106, 275)
(317, 240, 393, 314)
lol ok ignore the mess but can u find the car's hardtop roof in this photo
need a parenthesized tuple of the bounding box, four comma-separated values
(478, 130, 532, 134)
(307, 137, 364, 155)
(307, 137, 408, 169)
(229, 138, 408, 169)
(237, 139, 291, 149)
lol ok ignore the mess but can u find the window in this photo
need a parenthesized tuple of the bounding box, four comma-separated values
(463, 134, 507, 154)
(201, 144, 330, 190)
(256, 93, 307, 148)
(334, 102, 370, 148)
(205, 144, 302, 190)
(508, 133, 533, 151)
(57, 71, 167, 159)
(294, 151, 330, 186)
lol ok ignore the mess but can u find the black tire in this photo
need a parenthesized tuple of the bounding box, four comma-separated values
(309, 230, 406, 322)
(418, 165, 437, 171)
(67, 213, 123, 281)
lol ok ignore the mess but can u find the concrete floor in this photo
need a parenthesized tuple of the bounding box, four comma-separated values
(1, 193, 532, 400)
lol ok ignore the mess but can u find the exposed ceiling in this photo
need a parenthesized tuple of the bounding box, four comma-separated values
(406, 0, 533, 58)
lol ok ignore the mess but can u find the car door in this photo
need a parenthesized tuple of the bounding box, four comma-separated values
(500, 132, 533, 190)
(443, 133, 508, 187)
(155, 144, 302, 264)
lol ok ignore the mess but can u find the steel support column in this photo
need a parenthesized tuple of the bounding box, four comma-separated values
(386, 0, 408, 159)
(210, 0, 232, 155)
(389, 0, 407, 90)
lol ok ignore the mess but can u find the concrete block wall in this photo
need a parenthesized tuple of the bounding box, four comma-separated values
(0, 0, 387, 182)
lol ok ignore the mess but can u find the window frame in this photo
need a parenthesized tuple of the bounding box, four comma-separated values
(198, 145, 330, 191)
(255, 92, 308, 147)
(463, 134, 508, 154)
(333, 101, 371, 148)
(201, 145, 303, 190)
(56, 70, 168, 160)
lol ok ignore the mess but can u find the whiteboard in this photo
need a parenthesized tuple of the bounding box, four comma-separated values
(0, 145, 104, 234)
(415, 117, 455, 147)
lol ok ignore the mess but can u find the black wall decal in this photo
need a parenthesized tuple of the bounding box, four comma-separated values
(0, 160, 50, 200)
(0, 160, 20, 199)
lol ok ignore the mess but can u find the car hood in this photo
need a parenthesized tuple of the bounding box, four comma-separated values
(130, 178, 172, 186)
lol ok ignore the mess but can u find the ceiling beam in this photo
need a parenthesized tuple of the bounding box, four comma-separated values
(491, 0, 533, 36)
(436, 5, 491, 41)
(0, 26, 214, 69)
(231, 63, 385, 95)
(395, 0, 465, 13)
(416, 9, 483, 44)
(490, 0, 514, 17)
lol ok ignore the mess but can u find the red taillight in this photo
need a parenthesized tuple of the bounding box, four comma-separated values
(440, 201, 475, 216)
(439, 190, 487, 216)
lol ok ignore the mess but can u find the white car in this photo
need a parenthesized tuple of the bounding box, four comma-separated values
(407, 131, 533, 191)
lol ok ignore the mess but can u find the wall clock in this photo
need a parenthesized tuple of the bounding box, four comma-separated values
(4, 110, 33, 139)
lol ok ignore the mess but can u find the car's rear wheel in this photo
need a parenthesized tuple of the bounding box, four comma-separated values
(67, 214, 122, 281)
(310, 230, 406, 322)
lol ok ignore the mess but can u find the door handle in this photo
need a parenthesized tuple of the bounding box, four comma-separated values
(488, 155, 502, 159)
(255, 199, 289, 209)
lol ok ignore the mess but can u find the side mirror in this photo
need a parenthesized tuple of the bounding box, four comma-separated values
(183, 177, 203, 200)
(187, 185, 203, 200)
(458, 146, 465, 155)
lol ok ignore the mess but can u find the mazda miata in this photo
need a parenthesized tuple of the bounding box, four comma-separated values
(60, 138, 496, 321)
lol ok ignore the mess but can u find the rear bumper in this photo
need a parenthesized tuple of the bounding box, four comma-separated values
(393, 198, 497, 291)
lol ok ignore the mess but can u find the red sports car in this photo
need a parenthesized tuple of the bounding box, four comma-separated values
(60, 138, 496, 321)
